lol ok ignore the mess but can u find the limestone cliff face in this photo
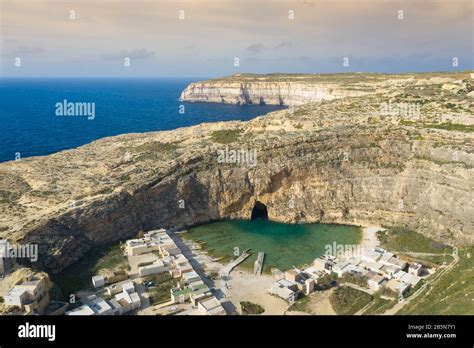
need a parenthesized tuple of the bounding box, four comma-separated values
(0, 72, 472, 273)
(180, 80, 367, 105)
(179, 73, 456, 106)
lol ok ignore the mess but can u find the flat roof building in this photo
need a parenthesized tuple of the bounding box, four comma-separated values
(138, 259, 167, 277)
(65, 304, 95, 316)
(197, 297, 226, 315)
(4, 275, 50, 315)
(408, 263, 423, 276)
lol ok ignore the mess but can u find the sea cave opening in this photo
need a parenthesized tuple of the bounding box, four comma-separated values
(251, 201, 268, 220)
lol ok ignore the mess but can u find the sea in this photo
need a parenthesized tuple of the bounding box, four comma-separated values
(0, 78, 284, 163)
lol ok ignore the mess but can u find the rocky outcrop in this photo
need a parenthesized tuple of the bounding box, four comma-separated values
(0, 72, 472, 273)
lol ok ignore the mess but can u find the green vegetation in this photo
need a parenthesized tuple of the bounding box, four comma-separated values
(291, 109, 309, 117)
(425, 122, 474, 132)
(414, 155, 469, 168)
(330, 287, 373, 315)
(377, 227, 452, 255)
(93, 244, 127, 273)
(315, 272, 339, 291)
(398, 247, 474, 315)
(403, 279, 425, 299)
(363, 291, 397, 315)
(240, 301, 265, 315)
(377, 227, 473, 314)
(406, 254, 454, 266)
(399, 120, 474, 133)
(210, 129, 242, 144)
(145, 273, 176, 305)
(340, 273, 369, 288)
(54, 243, 127, 297)
(133, 141, 180, 153)
(365, 298, 393, 315)
(287, 295, 311, 312)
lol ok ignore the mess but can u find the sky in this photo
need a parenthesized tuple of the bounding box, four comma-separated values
(1, 0, 473, 77)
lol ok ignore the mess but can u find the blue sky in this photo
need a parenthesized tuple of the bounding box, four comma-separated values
(1, 0, 472, 77)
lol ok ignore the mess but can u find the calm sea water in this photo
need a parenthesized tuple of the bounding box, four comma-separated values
(186, 220, 361, 272)
(0, 78, 284, 163)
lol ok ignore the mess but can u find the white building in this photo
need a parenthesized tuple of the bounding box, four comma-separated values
(138, 260, 167, 277)
(197, 297, 226, 315)
(0, 240, 7, 278)
(4, 275, 50, 314)
(380, 265, 400, 277)
(65, 304, 95, 316)
(384, 256, 407, 270)
(302, 266, 324, 281)
(408, 263, 423, 276)
(115, 289, 141, 312)
(108, 298, 124, 315)
(182, 270, 201, 284)
(393, 270, 421, 287)
(125, 229, 175, 257)
(105, 280, 135, 296)
(332, 261, 350, 277)
(363, 261, 385, 274)
(362, 249, 382, 263)
(386, 279, 410, 296)
(269, 279, 298, 302)
(92, 275, 106, 288)
(304, 278, 315, 295)
(367, 274, 385, 291)
(88, 295, 114, 315)
(313, 257, 333, 273)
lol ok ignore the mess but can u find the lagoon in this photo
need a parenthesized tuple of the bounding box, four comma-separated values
(185, 220, 361, 273)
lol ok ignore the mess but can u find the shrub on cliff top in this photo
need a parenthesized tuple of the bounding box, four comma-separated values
(210, 129, 243, 144)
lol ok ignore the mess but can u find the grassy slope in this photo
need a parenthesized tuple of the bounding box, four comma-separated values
(379, 227, 473, 314)
(330, 287, 373, 315)
(397, 247, 474, 315)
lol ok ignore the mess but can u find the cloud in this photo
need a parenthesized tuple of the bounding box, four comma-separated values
(101, 48, 155, 60)
(274, 41, 294, 49)
(248, 56, 312, 62)
(246, 43, 265, 54)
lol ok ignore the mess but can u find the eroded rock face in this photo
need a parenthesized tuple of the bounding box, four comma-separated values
(0, 72, 473, 273)
(179, 73, 463, 106)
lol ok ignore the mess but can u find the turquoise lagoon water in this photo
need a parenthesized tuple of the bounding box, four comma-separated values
(186, 220, 361, 272)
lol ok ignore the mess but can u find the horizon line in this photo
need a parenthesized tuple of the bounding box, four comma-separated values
(1, 70, 473, 79)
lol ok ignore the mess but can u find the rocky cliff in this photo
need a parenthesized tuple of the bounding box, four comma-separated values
(179, 72, 462, 106)
(0, 72, 473, 273)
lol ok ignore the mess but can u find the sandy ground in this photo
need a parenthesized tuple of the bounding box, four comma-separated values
(305, 288, 336, 315)
(128, 253, 160, 277)
(225, 270, 289, 315)
(361, 226, 383, 250)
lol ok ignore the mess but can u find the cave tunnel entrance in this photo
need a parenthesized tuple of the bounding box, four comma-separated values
(251, 201, 268, 220)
